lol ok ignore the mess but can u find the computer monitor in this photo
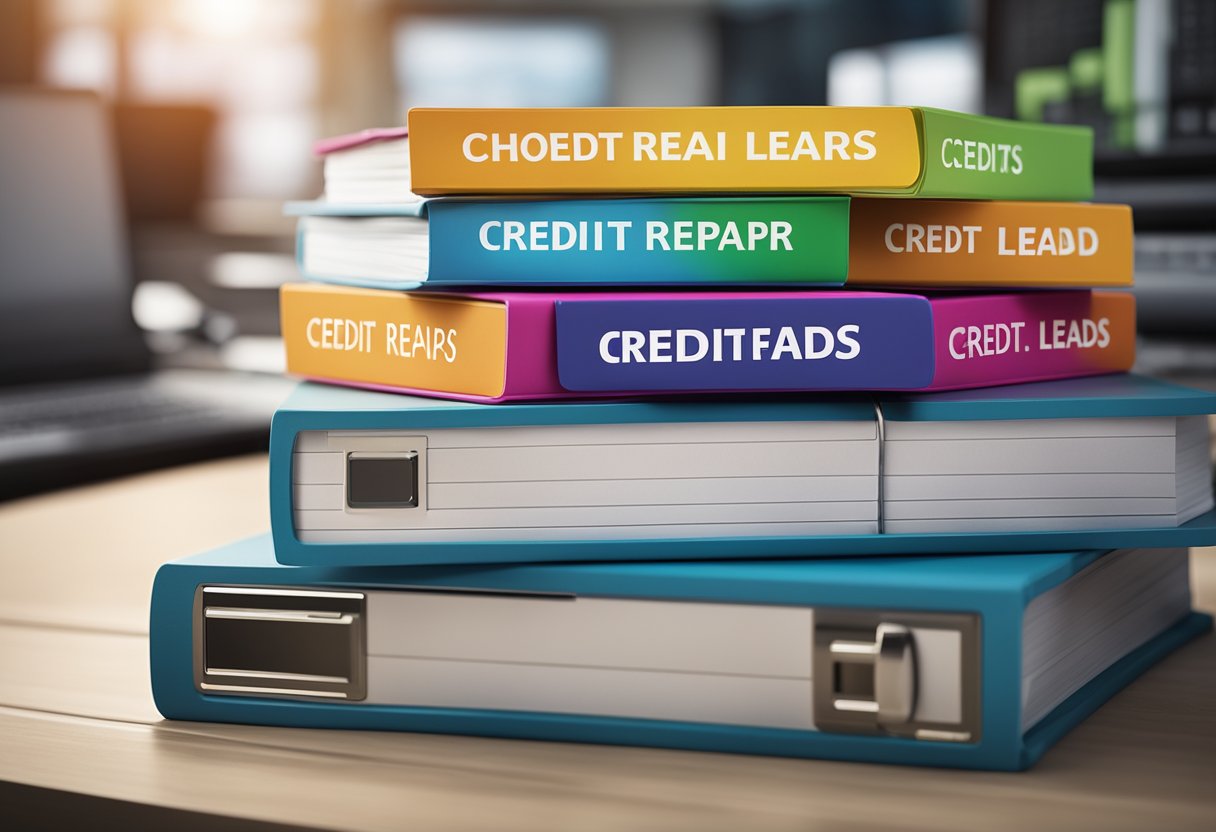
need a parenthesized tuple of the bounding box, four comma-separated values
(0, 88, 149, 386)
(983, 0, 1216, 172)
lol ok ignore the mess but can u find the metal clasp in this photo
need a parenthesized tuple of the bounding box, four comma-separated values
(821, 622, 916, 726)
(194, 586, 368, 701)
(813, 610, 980, 742)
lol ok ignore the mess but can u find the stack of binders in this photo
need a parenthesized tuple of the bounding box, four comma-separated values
(150, 107, 1216, 771)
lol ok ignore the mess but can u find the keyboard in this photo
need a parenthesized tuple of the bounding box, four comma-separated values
(0, 369, 292, 499)
(0, 377, 225, 437)
(1135, 232, 1216, 274)
(1132, 231, 1216, 337)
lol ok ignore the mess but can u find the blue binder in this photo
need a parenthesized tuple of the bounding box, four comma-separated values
(150, 535, 1211, 771)
(269, 374, 1216, 567)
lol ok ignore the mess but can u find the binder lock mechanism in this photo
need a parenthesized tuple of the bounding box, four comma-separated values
(821, 623, 915, 725)
(194, 586, 368, 701)
(813, 611, 980, 742)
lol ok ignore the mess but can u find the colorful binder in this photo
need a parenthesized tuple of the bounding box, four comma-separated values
(280, 283, 1135, 401)
(150, 536, 1210, 771)
(286, 197, 1133, 290)
(403, 106, 1093, 199)
(269, 374, 1216, 567)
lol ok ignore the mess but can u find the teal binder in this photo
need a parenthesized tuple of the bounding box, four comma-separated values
(150, 536, 1209, 771)
(286, 197, 851, 290)
(269, 374, 1216, 567)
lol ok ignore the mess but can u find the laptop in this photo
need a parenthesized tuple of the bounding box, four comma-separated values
(0, 88, 291, 500)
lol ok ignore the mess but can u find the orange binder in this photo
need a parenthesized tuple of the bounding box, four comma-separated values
(847, 200, 1133, 287)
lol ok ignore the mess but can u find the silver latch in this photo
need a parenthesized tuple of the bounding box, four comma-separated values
(820, 623, 916, 726)
(194, 586, 367, 700)
(813, 610, 981, 742)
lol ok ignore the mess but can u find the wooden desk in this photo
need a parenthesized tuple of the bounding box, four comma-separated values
(1, 455, 1214, 831)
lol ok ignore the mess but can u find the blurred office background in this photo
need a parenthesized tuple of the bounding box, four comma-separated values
(0, 0, 1213, 494)
(3, 0, 1213, 361)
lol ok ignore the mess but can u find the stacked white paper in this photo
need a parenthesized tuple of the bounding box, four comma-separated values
(1020, 547, 1192, 730)
(292, 419, 881, 544)
(883, 415, 1214, 534)
(300, 215, 429, 284)
(321, 137, 419, 204)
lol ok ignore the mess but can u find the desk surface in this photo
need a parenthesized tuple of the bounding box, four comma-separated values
(1, 454, 1214, 831)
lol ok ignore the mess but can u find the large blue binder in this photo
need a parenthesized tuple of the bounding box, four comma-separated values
(150, 535, 1210, 771)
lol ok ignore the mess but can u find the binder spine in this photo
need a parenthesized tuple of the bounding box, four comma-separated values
(914, 108, 1094, 200)
(845, 200, 1133, 287)
(149, 544, 1039, 770)
(406, 106, 923, 194)
(280, 283, 512, 400)
(426, 197, 851, 286)
(925, 291, 1136, 390)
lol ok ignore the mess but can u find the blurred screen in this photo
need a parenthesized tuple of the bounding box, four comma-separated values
(985, 0, 1216, 165)
(828, 35, 981, 113)
(394, 17, 611, 110)
(0, 90, 146, 385)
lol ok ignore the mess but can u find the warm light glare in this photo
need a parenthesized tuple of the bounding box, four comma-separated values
(828, 35, 981, 114)
(175, 0, 261, 39)
(43, 25, 116, 94)
(395, 18, 612, 110)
